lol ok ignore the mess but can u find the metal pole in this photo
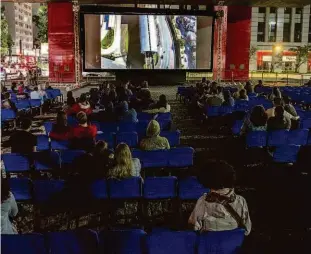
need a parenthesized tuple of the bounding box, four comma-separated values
(73, 0, 81, 85)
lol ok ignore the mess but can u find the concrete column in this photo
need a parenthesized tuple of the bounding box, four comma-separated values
(290, 8, 295, 42)
(276, 8, 284, 42)
(301, 6, 310, 44)
(265, 7, 270, 42)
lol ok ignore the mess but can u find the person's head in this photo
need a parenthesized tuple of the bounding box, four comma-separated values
(201, 77, 206, 83)
(79, 93, 88, 104)
(146, 120, 161, 137)
(34, 87, 38, 92)
(258, 80, 263, 85)
(56, 111, 67, 127)
(120, 101, 129, 113)
(245, 81, 254, 93)
(272, 87, 281, 97)
(67, 91, 73, 98)
(3, 92, 10, 100)
(113, 143, 133, 178)
(109, 89, 117, 100)
(282, 95, 291, 105)
(239, 89, 247, 99)
(198, 160, 236, 190)
(142, 81, 148, 88)
(11, 82, 17, 88)
(20, 117, 32, 131)
(94, 140, 108, 155)
(158, 94, 167, 108)
(76, 111, 88, 125)
(273, 97, 283, 107)
(216, 86, 223, 95)
(1, 176, 11, 203)
(250, 105, 268, 127)
(223, 90, 232, 101)
(274, 105, 285, 119)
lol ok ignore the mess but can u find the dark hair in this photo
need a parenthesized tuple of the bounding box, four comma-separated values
(274, 105, 285, 119)
(1, 176, 11, 203)
(20, 117, 32, 130)
(52, 111, 68, 133)
(245, 81, 254, 94)
(198, 160, 236, 190)
(67, 91, 73, 98)
(157, 94, 167, 108)
(217, 86, 223, 94)
(282, 95, 291, 104)
(239, 89, 247, 99)
(79, 93, 88, 103)
(76, 111, 88, 124)
(142, 81, 148, 88)
(258, 80, 263, 84)
(250, 105, 268, 127)
(34, 87, 38, 91)
(3, 92, 10, 100)
(202, 77, 206, 83)
(223, 90, 232, 104)
(109, 89, 117, 102)
(94, 141, 108, 156)
(273, 97, 283, 106)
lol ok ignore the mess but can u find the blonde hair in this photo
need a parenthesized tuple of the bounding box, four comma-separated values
(146, 120, 161, 137)
(109, 143, 133, 178)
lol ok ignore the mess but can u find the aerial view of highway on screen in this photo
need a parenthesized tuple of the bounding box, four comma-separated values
(99, 14, 202, 70)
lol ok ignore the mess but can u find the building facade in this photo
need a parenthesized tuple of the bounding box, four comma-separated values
(250, 5, 311, 73)
(3, 2, 33, 56)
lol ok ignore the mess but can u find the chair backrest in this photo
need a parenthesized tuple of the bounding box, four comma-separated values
(30, 99, 42, 107)
(246, 131, 268, 148)
(268, 130, 289, 147)
(137, 112, 154, 121)
(136, 121, 149, 137)
(146, 230, 197, 254)
(206, 106, 220, 117)
(160, 130, 181, 147)
(99, 122, 118, 133)
(96, 133, 115, 148)
(37, 135, 50, 151)
(67, 115, 79, 127)
(273, 145, 301, 163)
(51, 139, 70, 150)
(1, 234, 47, 254)
(156, 112, 172, 121)
(33, 179, 65, 203)
(132, 149, 169, 168)
(43, 121, 54, 135)
(99, 229, 146, 254)
(287, 129, 309, 146)
(232, 120, 243, 135)
(108, 177, 142, 199)
(33, 151, 61, 171)
(60, 150, 85, 166)
(197, 229, 245, 254)
(46, 229, 99, 254)
(9, 177, 32, 201)
(116, 132, 138, 148)
(143, 177, 177, 199)
(2, 153, 30, 172)
(90, 179, 108, 200)
(301, 119, 311, 130)
(16, 99, 30, 110)
(178, 177, 210, 200)
(219, 106, 233, 116)
(168, 147, 194, 167)
(118, 122, 137, 132)
(1, 109, 16, 121)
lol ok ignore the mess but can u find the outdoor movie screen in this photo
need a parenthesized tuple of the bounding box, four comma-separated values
(83, 14, 213, 70)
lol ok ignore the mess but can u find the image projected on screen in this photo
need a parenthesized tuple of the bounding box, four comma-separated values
(84, 14, 213, 70)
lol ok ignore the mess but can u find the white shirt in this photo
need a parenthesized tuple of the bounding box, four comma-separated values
(1, 192, 18, 234)
(30, 91, 41, 100)
(266, 107, 299, 120)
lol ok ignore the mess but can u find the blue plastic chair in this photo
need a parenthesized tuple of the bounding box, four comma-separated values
(160, 130, 181, 147)
(273, 145, 301, 163)
(118, 122, 137, 132)
(219, 106, 233, 116)
(99, 229, 146, 254)
(60, 150, 85, 167)
(197, 228, 245, 254)
(33, 151, 60, 171)
(308, 133, 311, 146)
(246, 131, 268, 148)
(206, 106, 220, 117)
(99, 122, 118, 133)
(2, 153, 30, 172)
(96, 133, 115, 148)
(168, 147, 194, 167)
(30, 99, 42, 108)
(47, 89, 62, 100)
(33, 179, 65, 203)
(268, 130, 289, 147)
(136, 120, 149, 137)
(43, 121, 54, 135)
(158, 119, 172, 131)
(146, 230, 197, 254)
(51, 139, 70, 150)
(9, 178, 32, 201)
(108, 177, 142, 199)
(287, 129, 309, 146)
(15, 99, 31, 111)
(67, 115, 78, 126)
(46, 229, 99, 254)
(1, 109, 16, 122)
(90, 179, 108, 200)
(157, 112, 172, 121)
(178, 177, 210, 200)
(137, 112, 155, 121)
(116, 132, 138, 148)
(143, 177, 177, 199)
(37, 135, 50, 151)
(132, 149, 169, 168)
(232, 120, 243, 135)
(1, 233, 47, 254)
(302, 119, 311, 129)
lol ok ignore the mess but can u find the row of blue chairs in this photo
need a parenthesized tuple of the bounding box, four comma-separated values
(8, 88, 63, 101)
(2, 228, 245, 254)
(9, 176, 208, 202)
(2, 147, 194, 172)
(37, 131, 181, 150)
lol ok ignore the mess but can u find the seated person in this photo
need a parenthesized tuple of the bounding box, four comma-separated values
(267, 106, 291, 131)
(1, 92, 17, 112)
(9, 118, 37, 153)
(266, 98, 299, 120)
(11, 82, 18, 93)
(30, 87, 42, 100)
(117, 101, 138, 123)
(238, 89, 249, 101)
(222, 90, 235, 107)
(254, 80, 264, 93)
(140, 120, 170, 150)
(240, 105, 268, 135)
(66, 91, 76, 107)
(244, 81, 254, 95)
(97, 102, 117, 122)
(92, 141, 114, 178)
(188, 160, 251, 235)
(67, 93, 92, 116)
(268, 87, 282, 101)
(49, 111, 71, 141)
(283, 95, 298, 117)
(107, 143, 141, 178)
(206, 88, 224, 106)
(143, 94, 171, 113)
(1, 176, 18, 234)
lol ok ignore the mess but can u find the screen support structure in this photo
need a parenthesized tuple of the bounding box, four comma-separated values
(215, 1, 224, 82)
(73, 0, 81, 84)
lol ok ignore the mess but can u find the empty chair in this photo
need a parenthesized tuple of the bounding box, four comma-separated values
(132, 149, 169, 168)
(143, 177, 177, 199)
(1, 234, 47, 254)
(1, 109, 16, 122)
(301, 119, 311, 129)
(246, 131, 268, 148)
(29, 99, 42, 108)
(146, 230, 197, 254)
(178, 177, 210, 200)
(37, 135, 50, 151)
(60, 150, 85, 167)
(33, 179, 65, 203)
(168, 147, 194, 167)
(46, 229, 99, 254)
(96, 133, 115, 148)
(90, 179, 108, 200)
(9, 178, 32, 201)
(108, 177, 142, 199)
(43, 121, 54, 135)
(99, 229, 146, 254)
(47, 89, 62, 100)
(268, 130, 289, 147)
(116, 132, 138, 148)
(136, 120, 149, 137)
(197, 228, 245, 254)
(51, 139, 70, 150)
(98, 122, 118, 133)
(15, 99, 31, 111)
(33, 151, 60, 171)
(157, 112, 172, 121)
(118, 122, 137, 132)
(287, 129, 309, 146)
(137, 112, 155, 121)
(273, 145, 301, 163)
(232, 120, 243, 135)
(160, 130, 181, 147)
(2, 153, 30, 173)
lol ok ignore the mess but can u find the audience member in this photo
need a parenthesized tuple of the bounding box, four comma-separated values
(205, 89, 224, 107)
(266, 98, 298, 121)
(117, 101, 138, 123)
(67, 93, 92, 116)
(93, 141, 114, 178)
(244, 81, 254, 95)
(222, 90, 235, 107)
(283, 95, 298, 117)
(49, 111, 71, 141)
(107, 143, 141, 178)
(267, 105, 291, 131)
(140, 120, 170, 150)
(11, 82, 18, 93)
(254, 80, 264, 93)
(9, 118, 37, 153)
(240, 105, 268, 135)
(66, 91, 76, 107)
(1, 177, 18, 234)
(30, 87, 42, 100)
(97, 101, 117, 122)
(188, 160, 251, 235)
(143, 94, 171, 113)
(1, 92, 17, 111)
(238, 89, 249, 101)
(269, 87, 282, 101)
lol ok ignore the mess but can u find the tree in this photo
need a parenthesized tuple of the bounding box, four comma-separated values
(33, 5, 48, 43)
(0, 6, 9, 56)
(289, 45, 311, 73)
(249, 45, 258, 60)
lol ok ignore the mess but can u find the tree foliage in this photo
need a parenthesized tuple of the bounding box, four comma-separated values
(289, 45, 311, 73)
(101, 29, 114, 49)
(1, 6, 9, 55)
(249, 45, 258, 60)
(33, 5, 48, 43)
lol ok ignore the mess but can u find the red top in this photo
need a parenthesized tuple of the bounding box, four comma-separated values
(49, 130, 71, 141)
(67, 103, 92, 116)
(70, 124, 97, 139)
